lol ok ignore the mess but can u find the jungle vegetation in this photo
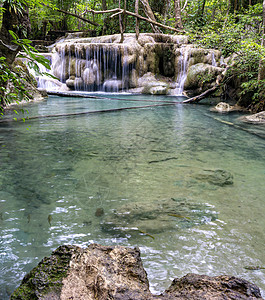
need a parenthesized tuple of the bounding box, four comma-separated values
(0, 0, 265, 112)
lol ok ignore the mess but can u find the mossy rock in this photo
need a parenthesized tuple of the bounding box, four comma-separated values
(11, 245, 79, 300)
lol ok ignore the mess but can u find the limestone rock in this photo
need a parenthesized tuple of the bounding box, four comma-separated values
(184, 63, 224, 91)
(211, 102, 233, 113)
(161, 273, 263, 299)
(138, 72, 169, 95)
(240, 111, 265, 124)
(11, 245, 78, 300)
(66, 76, 84, 89)
(48, 33, 225, 94)
(11, 244, 152, 300)
(11, 245, 264, 300)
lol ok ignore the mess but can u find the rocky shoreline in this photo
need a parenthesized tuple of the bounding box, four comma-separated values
(11, 244, 264, 299)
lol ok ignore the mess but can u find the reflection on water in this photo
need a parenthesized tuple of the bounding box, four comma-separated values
(0, 95, 265, 298)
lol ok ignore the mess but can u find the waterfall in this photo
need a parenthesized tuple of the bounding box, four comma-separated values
(174, 48, 189, 96)
(211, 51, 217, 67)
(31, 34, 221, 95)
(47, 42, 132, 93)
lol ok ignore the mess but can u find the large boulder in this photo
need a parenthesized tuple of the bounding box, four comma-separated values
(161, 273, 263, 299)
(11, 244, 152, 300)
(184, 63, 224, 93)
(11, 244, 264, 300)
(138, 72, 169, 95)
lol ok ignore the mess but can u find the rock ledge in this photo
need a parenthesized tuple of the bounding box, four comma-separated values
(11, 244, 263, 300)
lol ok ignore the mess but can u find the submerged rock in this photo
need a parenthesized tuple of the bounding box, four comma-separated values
(101, 198, 218, 237)
(193, 169, 233, 187)
(11, 245, 264, 300)
(240, 111, 265, 124)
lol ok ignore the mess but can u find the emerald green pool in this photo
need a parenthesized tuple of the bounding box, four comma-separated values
(0, 94, 265, 298)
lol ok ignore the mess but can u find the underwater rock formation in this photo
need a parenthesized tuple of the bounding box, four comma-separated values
(193, 169, 234, 187)
(11, 244, 263, 300)
(101, 197, 218, 237)
(37, 33, 225, 95)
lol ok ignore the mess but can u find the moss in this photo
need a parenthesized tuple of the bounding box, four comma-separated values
(13, 59, 38, 87)
(11, 245, 79, 300)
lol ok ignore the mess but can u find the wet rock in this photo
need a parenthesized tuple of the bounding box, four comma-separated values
(11, 246, 264, 300)
(143, 84, 169, 95)
(138, 72, 169, 95)
(161, 273, 263, 299)
(240, 111, 265, 124)
(66, 76, 84, 89)
(184, 63, 224, 91)
(11, 245, 78, 300)
(194, 169, 233, 186)
(210, 102, 243, 113)
(49, 33, 225, 94)
(95, 207, 104, 217)
(212, 102, 232, 112)
(11, 244, 152, 300)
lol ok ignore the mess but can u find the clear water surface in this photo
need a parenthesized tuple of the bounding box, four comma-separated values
(0, 94, 265, 298)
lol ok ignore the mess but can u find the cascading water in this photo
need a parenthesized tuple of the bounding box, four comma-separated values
(32, 34, 223, 96)
(211, 51, 217, 67)
(48, 41, 132, 93)
(173, 48, 189, 96)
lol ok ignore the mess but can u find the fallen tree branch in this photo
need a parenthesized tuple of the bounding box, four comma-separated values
(43, 5, 183, 34)
(111, 11, 123, 18)
(86, 8, 121, 14)
(140, 0, 162, 33)
(46, 91, 182, 104)
(182, 84, 220, 103)
(119, 10, 184, 33)
(0, 102, 182, 124)
(43, 5, 99, 27)
(83, 7, 184, 33)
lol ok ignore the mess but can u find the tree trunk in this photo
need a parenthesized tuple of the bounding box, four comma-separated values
(102, 0, 107, 10)
(0, 2, 30, 64)
(198, 0, 206, 20)
(119, 0, 124, 43)
(174, 0, 183, 29)
(258, 0, 265, 80)
(135, 0, 140, 39)
(140, 0, 162, 33)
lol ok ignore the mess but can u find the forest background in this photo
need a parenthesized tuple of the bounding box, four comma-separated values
(0, 0, 265, 112)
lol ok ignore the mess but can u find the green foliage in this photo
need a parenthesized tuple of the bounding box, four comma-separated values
(0, 30, 53, 114)
(0, 56, 30, 107)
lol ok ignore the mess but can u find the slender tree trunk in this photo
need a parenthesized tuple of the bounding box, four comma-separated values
(135, 0, 140, 39)
(163, 0, 171, 22)
(119, 0, 124, 43)
(0, 2, 30, 64)
(102, 0, 107, 10)
(258, 0, 265, 80)
(174, 0, 183, 29)
(140, 0, 162, 33)
(200, 0, 206, 18)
